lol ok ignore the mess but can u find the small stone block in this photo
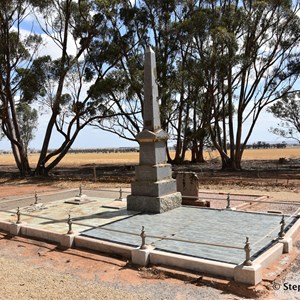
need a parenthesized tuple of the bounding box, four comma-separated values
(102, 201, 126, 209)
(234, 263, 262, 285)
(64, 197, 94, 205)
(60, 234, 75, 248)
(10, 223, 22, 236)
(176, 172, 199, 199)
(127, 192, 181, 213)
(279, 237, 293, 253)
(131, 246, 154, 266)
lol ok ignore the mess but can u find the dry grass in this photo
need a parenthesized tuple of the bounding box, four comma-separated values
(0, 147, 299, 167)
(235, 147, 300, 160)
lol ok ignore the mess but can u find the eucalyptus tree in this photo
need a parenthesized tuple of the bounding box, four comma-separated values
(32, 0, 136, 175)
(135, 0, 212, 164)
(0, 0, 44, 175)
(188, 0, 300, 170)
(86, 0, 180, 158)
(16, 102, 38, 155)
(87, 0, 209, 163)
(93, 0, 300, 168)
(1, 0, 143, 176)
(84, 0, 145, 144)
(268, 93, 300, 143)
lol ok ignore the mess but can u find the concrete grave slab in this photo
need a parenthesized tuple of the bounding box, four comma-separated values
(83, 207, 297, 265)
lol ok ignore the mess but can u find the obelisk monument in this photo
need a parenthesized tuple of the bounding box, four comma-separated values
(127, 47, 182, 213)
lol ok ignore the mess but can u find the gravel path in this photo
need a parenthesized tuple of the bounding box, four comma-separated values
(0, 234, 241, 300)
(0, 256, 142, 300)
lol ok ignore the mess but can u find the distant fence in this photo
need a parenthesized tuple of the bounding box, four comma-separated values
(0, 148, 139, 155)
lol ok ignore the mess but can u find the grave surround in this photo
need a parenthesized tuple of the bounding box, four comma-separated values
(0, 188, 299, 285)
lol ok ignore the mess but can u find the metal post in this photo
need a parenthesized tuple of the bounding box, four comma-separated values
(226, 193, 231, 209)
(16, 207, 21, 224)
(34, 191, 38, 204)
(79, 185, 82, 197)
(243, 237, 252, 266)
(119, 188, 123, 200)
(67, 214, 74, 234)
(278, 215, 285, 239)
(140, 226, 147, 249)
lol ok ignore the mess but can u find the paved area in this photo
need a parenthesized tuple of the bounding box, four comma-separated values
(0, 188, 297, 265)
(0, 188, 131, 210)
(83, 207, 296, 264)
(0, 189, 133, 233)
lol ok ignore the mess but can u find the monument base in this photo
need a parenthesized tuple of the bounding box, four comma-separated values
(127, 192, 182, 213)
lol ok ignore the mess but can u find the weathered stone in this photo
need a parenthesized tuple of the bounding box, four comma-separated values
(143, 47, 161, 132)
(135, 164, 172, 182)
(127, 47, 181, 213)
(131, 179, 177, 198)
(138, 141, 167, 166)
(176, 172, 209, 207)
(127, 192, 182, 214)
(176, 172, 199, 200)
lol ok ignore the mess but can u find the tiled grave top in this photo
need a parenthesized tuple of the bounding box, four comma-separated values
(83, 207, 296, 265)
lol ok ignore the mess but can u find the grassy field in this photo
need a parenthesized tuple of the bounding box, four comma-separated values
(0, 147, 299, 167)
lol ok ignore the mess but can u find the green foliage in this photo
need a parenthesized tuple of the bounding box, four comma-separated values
(16, 56, 52, 103)
(16, 102, 38, 152)
(268, 94, 300, 142)
(29, 0, 53, 10)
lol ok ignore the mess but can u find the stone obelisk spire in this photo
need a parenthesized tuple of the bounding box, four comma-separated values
(143, 47, 161, 132)
(127, 47, 181, 213)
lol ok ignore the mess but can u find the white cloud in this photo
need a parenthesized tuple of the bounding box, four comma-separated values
(38, 33, 78, 60)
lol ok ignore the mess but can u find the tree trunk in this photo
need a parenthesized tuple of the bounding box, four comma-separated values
(35, 0, 72, 175)
(9, 142, 31, 176)
(3, 100, 31, 176)
(221, 155, 237, 171)
(195, 139, 206, 163)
